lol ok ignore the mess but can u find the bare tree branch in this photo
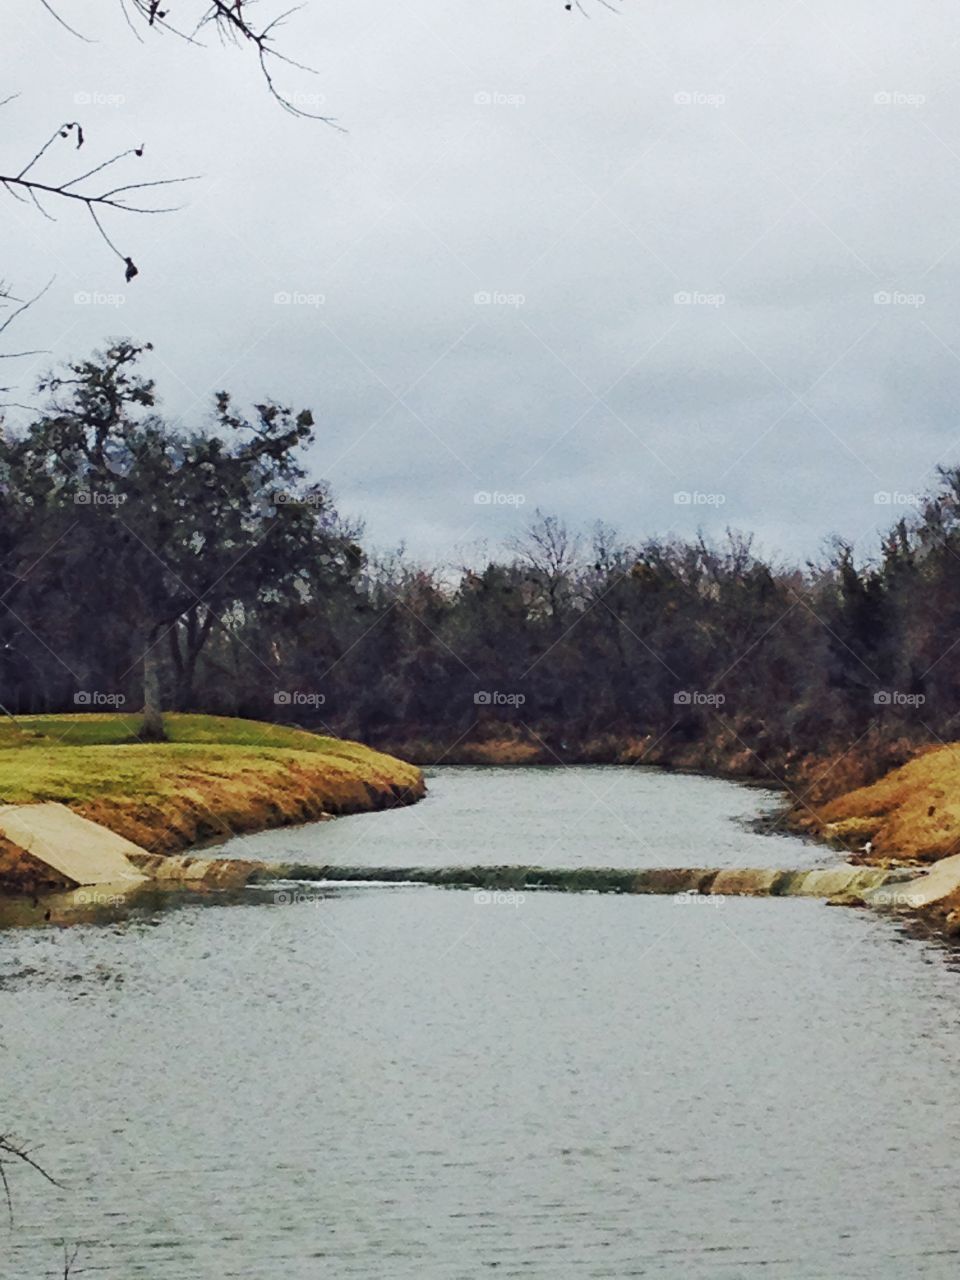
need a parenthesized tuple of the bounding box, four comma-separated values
(141, 1, 342, 124)
(6, 0, 343, 310)
(38, 1, 342, 125)
(0, 278, 53, 389)
(0, 1133, 60, 1227)
(37, 0, 93, 40)
(60, 1241, 81, 1278)
(0, 116, 198, 279)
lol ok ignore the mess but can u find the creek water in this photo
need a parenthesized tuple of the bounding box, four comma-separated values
(3, 767, 960, 1278)
(216, 764, 825, 870)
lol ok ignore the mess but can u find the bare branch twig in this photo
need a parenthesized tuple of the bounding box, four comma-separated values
(0, 123, 198, 278)
(0, 1133, 61, 1227)
(132, 0, 343, 125)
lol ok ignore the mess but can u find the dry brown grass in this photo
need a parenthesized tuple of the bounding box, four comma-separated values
(809, 744, 960, 862)
(0, 714, 425, 855)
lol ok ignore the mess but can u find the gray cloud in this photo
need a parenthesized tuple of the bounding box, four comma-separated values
(5, 0, 960, 565)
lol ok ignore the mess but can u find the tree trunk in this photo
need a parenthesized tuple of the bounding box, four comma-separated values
(170, 607, 216, 710)
(140, 631, 167, 741)
(168, 625, 185, 707)
(178, 651, 199, 711)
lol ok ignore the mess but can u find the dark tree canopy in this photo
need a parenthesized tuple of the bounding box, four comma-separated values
(0, 341, 958, 779)
(0, 342, 362, 737)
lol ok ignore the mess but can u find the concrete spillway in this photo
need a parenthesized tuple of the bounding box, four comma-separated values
(0, 803, 148, 889)
(256, 862, 920, 900)
(0, 801, 944, 912)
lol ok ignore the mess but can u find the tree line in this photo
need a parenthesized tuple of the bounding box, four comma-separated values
(0, 342, 957, 789)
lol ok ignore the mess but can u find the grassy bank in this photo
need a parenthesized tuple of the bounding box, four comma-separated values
(796, 744, 960, 864)
(0, 714, 424, 854)
(384, 726, 948, 861)
(382, 727, 919, 811)
(377, 730, 752, 770)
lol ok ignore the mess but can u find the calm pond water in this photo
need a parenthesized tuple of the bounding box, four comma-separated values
(216, 764, 827, 869)
(3, 768, 960, 1278)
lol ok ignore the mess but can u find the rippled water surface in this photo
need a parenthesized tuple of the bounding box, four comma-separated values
(217, 764, 825, 868)
(4, 769, 960, 1278)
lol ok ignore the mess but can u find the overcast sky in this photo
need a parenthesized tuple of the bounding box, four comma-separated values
(5, 0, 960, 566)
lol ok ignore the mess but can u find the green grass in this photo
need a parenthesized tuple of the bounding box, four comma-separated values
(2, 712, 367, 754)
(0, 713, 424, 853)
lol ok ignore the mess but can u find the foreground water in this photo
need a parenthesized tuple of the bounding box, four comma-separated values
(3, 768, 960, 1278)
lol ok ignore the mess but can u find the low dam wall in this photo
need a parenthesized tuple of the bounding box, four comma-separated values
(0, 790, 941, 929)
(0, 855, 937, 930)
(0, 802, 931, 907)
(257, 862, 918, 899)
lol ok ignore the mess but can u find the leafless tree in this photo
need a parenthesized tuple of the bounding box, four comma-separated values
(509, 510, 584, 625)
(1, 2, 338, 369)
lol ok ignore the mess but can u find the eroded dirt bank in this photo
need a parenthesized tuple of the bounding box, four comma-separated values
(0, 714, 425, 866)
